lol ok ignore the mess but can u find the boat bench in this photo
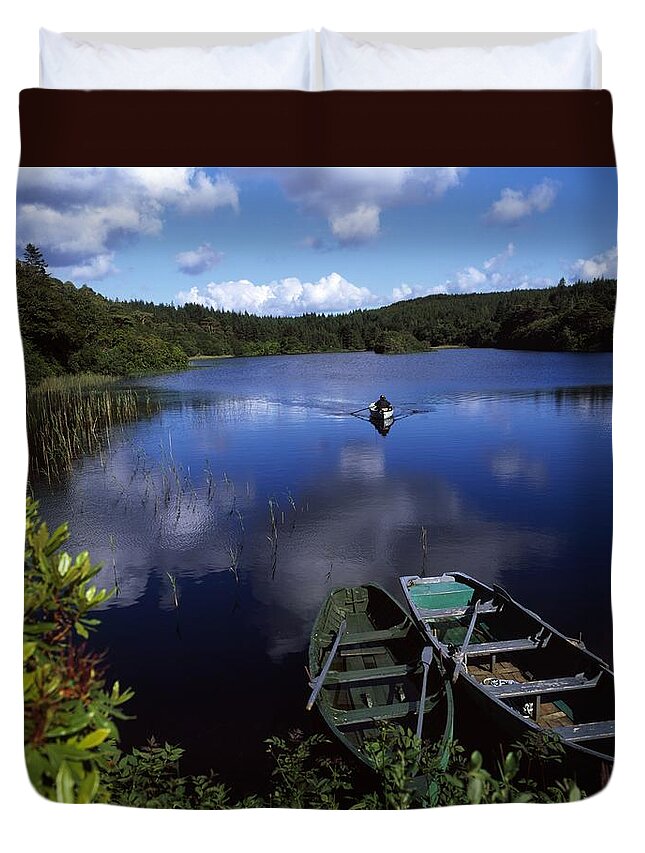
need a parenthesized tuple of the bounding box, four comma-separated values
(465, 637, 547, 657)
(325, 663, 418, 685)
(552, 721, 615, 743)
(464, 636, 551, 671)
(488, 673, 601, 721)
(488, 673, 600, 700)
(420, 600, 498, 620)
(338, 625, 410, 646)
(333, 695, 437, 727)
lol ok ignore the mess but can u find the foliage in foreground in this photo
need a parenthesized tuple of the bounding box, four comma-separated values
(23, 498, 133, 802)
(102, 726, 582, 810)
(23, 499, 583, 808)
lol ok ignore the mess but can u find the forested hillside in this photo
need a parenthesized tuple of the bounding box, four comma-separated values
(16, 257, 616, 385)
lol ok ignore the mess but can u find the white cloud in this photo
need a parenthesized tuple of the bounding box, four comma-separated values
(485, 179, 559, 224)
(16, 167, 239, 280)
(176, 272, 378, 316)
(392, 243, 550, 299)
(392, 282, 447, 301)
(249, 166, 467, 245)
(569, 246, 617, 281)
(329, 204, 381, 243)
(175, 243, 224, 276)
(69, 254, 118, 281)
(483, 242, 515, 269)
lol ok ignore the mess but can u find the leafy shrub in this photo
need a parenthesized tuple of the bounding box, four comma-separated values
(23, 498, 133, 802)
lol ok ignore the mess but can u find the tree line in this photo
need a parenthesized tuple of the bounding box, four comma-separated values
(17, 245, 616, 385)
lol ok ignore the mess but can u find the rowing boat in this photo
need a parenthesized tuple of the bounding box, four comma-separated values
(307, 584, 454, 774)
(369, 401, 394, 423)
(400, 572, 614, 775)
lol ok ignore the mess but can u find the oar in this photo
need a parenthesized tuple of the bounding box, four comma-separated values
(306, 619, 347, 711)
(415, 646, 434, 740)
(349, 406, 370, 415)
(452, 600, 481, 684)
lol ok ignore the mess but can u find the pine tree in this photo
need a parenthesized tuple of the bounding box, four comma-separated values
(22, 243, 48, 276)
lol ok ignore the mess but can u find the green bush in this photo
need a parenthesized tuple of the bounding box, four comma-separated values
(23, 498, 133, 803)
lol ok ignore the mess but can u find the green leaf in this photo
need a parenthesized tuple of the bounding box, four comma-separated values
(56, 760, 76, 803)
(503, 751, 519, 780)
(78, 728, 111, 750)
(467, 776, 483, 804)
(23, 641, 37, 661)
(77, 769, 100, 804)
(74, 621, 89, 639)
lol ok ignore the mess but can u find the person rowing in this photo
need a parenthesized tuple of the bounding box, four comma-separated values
(374, 394, 392, 411)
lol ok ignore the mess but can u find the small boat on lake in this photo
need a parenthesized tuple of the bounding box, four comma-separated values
(307, 584, 454, 774)
(369, 395, 394, 424)
(400, 572, 614, 776)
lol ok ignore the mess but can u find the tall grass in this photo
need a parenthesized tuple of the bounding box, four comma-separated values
(26, 373, 156, 482)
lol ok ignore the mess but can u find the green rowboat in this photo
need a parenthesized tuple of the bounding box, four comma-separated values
(307, 584, 454, 774)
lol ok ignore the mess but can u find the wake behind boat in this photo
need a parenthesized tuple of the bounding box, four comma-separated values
(307, 584, 454, 775)
(400, 572, 614, 779)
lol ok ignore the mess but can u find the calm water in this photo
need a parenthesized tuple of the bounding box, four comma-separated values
(35, 349, 613, 791)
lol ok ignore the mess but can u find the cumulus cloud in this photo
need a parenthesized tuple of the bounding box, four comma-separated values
(175, 243, 224, 276)
(176, 272, 378, 316)
(329, 204, 381, 243)
(485, 179, 559, 225)
(391, 243, 549, 299)
(246, 167, 467, 245)
(16, 167, 239, 280)
(568, 246, 617, 281)
(69, 254, 118, 281)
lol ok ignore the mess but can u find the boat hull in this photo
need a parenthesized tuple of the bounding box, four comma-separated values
(369, 403, 394, 422)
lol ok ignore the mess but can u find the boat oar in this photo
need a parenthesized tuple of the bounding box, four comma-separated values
(349, 407, 370, 415)
(306, 619, 347, 711)
(452, 600, 481, 684)
(415, 646, 434, 740)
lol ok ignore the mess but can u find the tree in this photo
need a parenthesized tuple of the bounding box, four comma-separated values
(23, 243, 49, 276)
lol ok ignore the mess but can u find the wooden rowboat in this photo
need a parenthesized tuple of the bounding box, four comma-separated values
(400, 572, 614, 774)
(307, 584, 454, 773)
(369, 402, 394, 423)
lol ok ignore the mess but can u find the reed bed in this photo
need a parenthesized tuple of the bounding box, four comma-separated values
(26, 373, 157, 482)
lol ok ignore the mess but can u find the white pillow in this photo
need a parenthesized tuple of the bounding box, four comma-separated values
(321, 30, 600, 90)
(40, 29, 316, 90)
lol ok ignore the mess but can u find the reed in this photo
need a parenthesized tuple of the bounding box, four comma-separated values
(166, 572, 180, 608)
(420, 525, 428, 575)
(228, 541, 243, 583)
(26, 373, 157, 482)
(109, 532, 120, 596)
(267, 498, 279, 577)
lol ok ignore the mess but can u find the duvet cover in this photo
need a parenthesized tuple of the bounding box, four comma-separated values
(19, 89, 616, 807)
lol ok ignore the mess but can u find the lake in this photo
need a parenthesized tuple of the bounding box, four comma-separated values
(34, 349, 613, 792)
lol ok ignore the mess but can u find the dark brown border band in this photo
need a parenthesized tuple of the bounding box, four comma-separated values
(21, 89, 615, 167)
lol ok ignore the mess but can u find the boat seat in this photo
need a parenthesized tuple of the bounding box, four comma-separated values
(465, 636, 550, 657)
(340, 645, 389, 658)
(338, 625, 410, 646)
(420, 600, 498, 620)
(324, 663, 419, 685)
(552, 721, 615, 743)
(487, 673, 601, 699)
(333, 695, 438, 727)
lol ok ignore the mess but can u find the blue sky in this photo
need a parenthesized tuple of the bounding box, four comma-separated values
(16, 166, 617, 315)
